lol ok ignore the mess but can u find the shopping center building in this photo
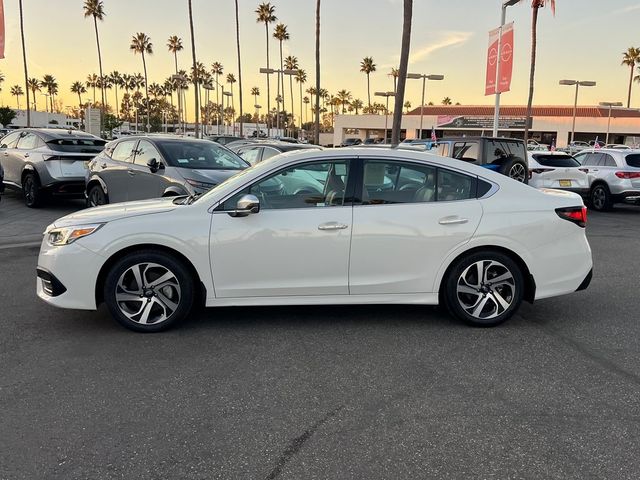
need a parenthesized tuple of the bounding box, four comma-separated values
(332, 105, 640, 147)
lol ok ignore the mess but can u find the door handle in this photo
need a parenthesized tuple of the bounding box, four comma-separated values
(101, 163, 108, 169)
(439, 216, 468, 225)
(24, 153, 29, 158)
(318, 222, 348, 231)
(127, 169, 136, 176)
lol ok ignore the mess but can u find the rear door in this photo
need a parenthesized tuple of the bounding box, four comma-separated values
(127, 140, 168, 200)
(101, 139, 138, 203)
(349, 158, 483, 295)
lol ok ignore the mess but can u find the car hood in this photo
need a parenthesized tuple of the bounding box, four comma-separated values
(50, 197, 179, 228)
(178, 168, 242, 185)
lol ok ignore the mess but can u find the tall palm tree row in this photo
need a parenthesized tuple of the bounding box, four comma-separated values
(83, 0, 106, 109)
(130, 32, 153, 132)
(167, 35, 183, 74)
(360, 56, 376, 107)
(622, 47, 640, 108)
(256, 2, 277, 133)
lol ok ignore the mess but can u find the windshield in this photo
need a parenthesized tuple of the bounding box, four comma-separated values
(47, 138, 106, 153)
(533, 154, 580, 167)
(156, 140, 249, 170)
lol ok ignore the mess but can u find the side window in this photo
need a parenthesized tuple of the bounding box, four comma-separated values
(485, 140, 521, 164)
(134, 141, 162, 166)
(601, 154, 617, 167)
(222, 160, 350, 210)
(0, 131, 22, 148)
(437, 143, 449, 157)
(437, 169, 474, 201)
(16, 133, 42, 150)
(237, 147, 261, 165)
(261, 147, 279, 162)
(574, 152, 587, 165)
(111, 140, 137, 163)
(362, 161, 436, 205)
(453, 142, 479, 162)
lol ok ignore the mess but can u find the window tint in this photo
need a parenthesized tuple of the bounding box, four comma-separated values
(0, 131, 22, 148)
(477, 179, 493, 197)
(261, 147, 279, 161)
(111, 140, 137, 163)
(452, 142, 479, 162)
(438, 169, 474, 201)
(532, 154, 580, 168)
(485, 140, 526, 164)
(134, 141, 162, 166)
(223, 161, 350, 210)
(625, 154, 640, 168)
(362, 161, 436, 205)
(601, 154, 617, 167)
(17, 133, 42, 150)
(237, 147, 261, 165)
(581, 153, 602, 166)
(46, 137, 106, 153)
(157, 140, 247, 170)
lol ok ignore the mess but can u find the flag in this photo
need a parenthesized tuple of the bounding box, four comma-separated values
(594, 137, 601, 150)
(430, 126, 437, 142)
(485, 22, 514, 96)
(550, 139, 556, 151)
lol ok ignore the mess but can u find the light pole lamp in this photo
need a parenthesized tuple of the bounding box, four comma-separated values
(222, 90, 232, 135)
(599, 101, 623, 144)
(375, 91, 395, 143)
(407, 73, 444, 140)
(560, 79, 596, 144)
(492, 0, 520, 138)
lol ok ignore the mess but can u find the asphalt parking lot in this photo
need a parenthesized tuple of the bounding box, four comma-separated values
(1, 190, 639, 479)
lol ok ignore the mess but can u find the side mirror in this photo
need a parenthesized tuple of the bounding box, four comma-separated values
(230, 194, 260, 217)
(147, 158, 163, 173)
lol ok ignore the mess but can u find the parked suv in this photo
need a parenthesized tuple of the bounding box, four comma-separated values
(0, 128, 106, 207)
(85, 136, 249, 206)
(573, 149, 640, 211)
(433, 137, 528, 184)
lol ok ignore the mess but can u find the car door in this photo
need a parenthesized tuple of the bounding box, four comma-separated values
(127, 140, 168, 200)
(14, 132, 42, 178)
(100, 139, 138, 203)
(0, 131, 24, 184)
(210, 158, 353, 298)
(349, 158, 483, 295)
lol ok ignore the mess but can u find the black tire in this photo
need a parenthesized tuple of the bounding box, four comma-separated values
(590, 184, 612, 212)
(87, 183, 109, 207)
(22, 172, 43, 208)
(499, 158, 529, 184)
(104, 250, 195, 332)
(443, 251, 524, 327)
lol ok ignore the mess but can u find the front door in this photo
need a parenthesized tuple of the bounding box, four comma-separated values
(128, 140, 168, 200)
(102, 139, 138, 203)
(210, 159, 353, 298)
(349, 159, 483, 294)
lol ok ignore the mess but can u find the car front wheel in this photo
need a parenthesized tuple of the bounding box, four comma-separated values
(104, 251, 195, 332)
(443, 251, 524, 327)
(87, 184, 109, 207)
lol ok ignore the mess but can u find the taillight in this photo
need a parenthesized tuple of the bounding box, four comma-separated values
(615, 171, 640, 179)
(556, 206, 587, 228)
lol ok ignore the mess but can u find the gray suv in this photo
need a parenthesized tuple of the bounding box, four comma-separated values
(574, 149, 640, 211)
(0, 128, 106, 207)
(85, 136, 249, 206)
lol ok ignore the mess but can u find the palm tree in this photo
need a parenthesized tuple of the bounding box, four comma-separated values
(227, 73, 237, 116)
(27, 78, 41, 111)
(167, 35, 183, 74)
(130, 32, 153, 132)
(83, 0, 106, 109)
(295, 69, 307, 133)
(256, 2, 277, 135)
(524, 0, 556, 143)
(622, 47, 640, 108)
(442, 97, 452, 105)
(336, 89, 352, 114)
(0, 73, 5, 99)
(360, 56, 376, 107)
(11, 85, 25, 109)
(232, 0, 245, 137)
(251, 86, 260, 117)
(19, 0, 30, 125)
(284, 56, 299, 130)
(71, 81, 87, 109)
(391, 0, 412, 145)
(303, 96, 310, 125)
(315, 0, 321, 144)
(273, 23, 289, 120)
(390, 67, 399, 93)
(41, 74, 57, 112)
(187, 0, 200, 137)
(109, 71, 124, 118)
(404, 100, 412, 113)
(351, 99, 364, 115)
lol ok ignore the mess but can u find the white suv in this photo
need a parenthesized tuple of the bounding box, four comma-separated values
(574, 149, 640, 211)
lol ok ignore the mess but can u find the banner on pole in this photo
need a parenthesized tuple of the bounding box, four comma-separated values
(0, 0, 5, 59)
(485, 22, 514, 96)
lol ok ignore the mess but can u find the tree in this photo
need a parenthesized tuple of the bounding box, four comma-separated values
(0, 106, 17, 127)
(273, 23, 289, 124)
(251, 87, 260, 118)
(83, 0, 106, 109)
(524, 0, 556, 143)
(188, 0, 200, 138)
(391, 0, 412, 145)
(19, 0, 30, 125)
(404, 101, 412, 113)
(295, 68, 306, 133)
(11, 85, 24, 109)
(622, 47, 640, 108)
(70, 81, 87, 109)
(109, 71, 124, 118)
(86, 74, 99, 104)
(336, 89, 352, 114)
(27, 78, 41, 111)
(41, 74, 58, 112)
(227, 73, 237, 116)
(234, 0, 244, 137)
(390, 67, 399, 93)
(256, 2, 277, 135)
(314, 0, 321, 144)
(130, 32, 153, 132)
(351, 99, 364, 115)
(360, 57, 376, 107)
(441, 97, 452, 105)
(167, 35, 183, 74)
(284, 56, 299, 131)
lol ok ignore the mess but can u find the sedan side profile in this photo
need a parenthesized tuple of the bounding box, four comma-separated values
(38, 148, 592, 332)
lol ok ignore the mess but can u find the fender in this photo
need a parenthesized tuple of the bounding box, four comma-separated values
(86, 174, 108, 194)
(162, 185, 188, 197)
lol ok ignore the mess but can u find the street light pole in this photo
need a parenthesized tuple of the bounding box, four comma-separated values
(599, 101, 623, 144)
(492, 0, 519, 138)
(560, 79, 596, 144)
(407, 73, 444, 139)
(375, 91, 395, 143)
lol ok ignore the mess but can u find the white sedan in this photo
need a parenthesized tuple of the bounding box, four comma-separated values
(528, 152, 589, 197)
(37, 148, 593, 332)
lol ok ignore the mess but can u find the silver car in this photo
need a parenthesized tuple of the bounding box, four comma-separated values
(573, 148, 640, 211)
(85, 136, 249, 206)
(0, 128, 106, 207)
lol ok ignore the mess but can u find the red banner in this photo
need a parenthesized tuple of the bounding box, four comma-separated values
(485, 22, 514, 96)
(0, 0, 5, 59)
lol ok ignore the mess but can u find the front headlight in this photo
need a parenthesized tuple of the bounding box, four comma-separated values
(46, 223, 104, 246)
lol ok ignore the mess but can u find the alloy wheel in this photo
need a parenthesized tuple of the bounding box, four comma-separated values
(24, 177, 35, 205)
(89, 187, 106, 207)
(592, 187, 606, 210)
(456, 260, 516, 320)
(508, 163, 527, 183)
(115, 263, 182, 325)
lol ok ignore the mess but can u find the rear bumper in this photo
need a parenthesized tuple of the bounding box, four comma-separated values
(612, 191, 640, 204)
(41, 180, 86, 197)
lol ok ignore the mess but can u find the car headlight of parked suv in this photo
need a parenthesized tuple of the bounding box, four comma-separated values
(46, 223, 104, 246)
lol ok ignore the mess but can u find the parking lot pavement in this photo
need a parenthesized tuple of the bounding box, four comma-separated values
(0, 190, 84, 246)
(0, 202, 639, 479)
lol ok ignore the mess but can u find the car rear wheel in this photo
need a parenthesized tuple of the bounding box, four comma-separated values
(443, 251, 524, 327)
(500, 159, 529, 184)
(22, 172, 43, 208)
(104, 251, 195, 332)
(87, 184, 108, 207)
(590, 184, 612, 212)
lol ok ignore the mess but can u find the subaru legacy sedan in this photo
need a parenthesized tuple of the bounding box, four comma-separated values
(85, 136, 249, 206)
(38, 148, 592, 332)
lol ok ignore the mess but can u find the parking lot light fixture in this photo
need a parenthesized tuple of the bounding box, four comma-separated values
(599, 101, 623, 144)
(406, 73, 445, 140)
(375, 91, 396, 143)
(560, 79, 597, 143)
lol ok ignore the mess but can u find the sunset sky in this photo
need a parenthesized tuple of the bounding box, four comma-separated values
(1, 0, 640, 117)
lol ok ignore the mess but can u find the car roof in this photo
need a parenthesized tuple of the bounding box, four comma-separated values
(21, 128, 101, 141)
(112, 135, 213, 144)
(438, 136, 524, 143)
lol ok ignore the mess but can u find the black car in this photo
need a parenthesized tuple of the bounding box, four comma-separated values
(228, 140, 322, 166)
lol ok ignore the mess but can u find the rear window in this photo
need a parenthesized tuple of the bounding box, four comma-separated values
(532, 154, 580, 168)
(47, 138, 106, 153)
(625, 154, 640, 168)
